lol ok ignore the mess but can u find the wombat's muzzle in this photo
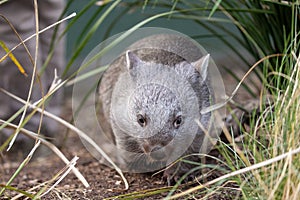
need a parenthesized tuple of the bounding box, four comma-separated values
(141, 135, 173, 161)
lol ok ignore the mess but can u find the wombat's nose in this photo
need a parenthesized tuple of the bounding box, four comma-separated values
(142, 143, 167, 161)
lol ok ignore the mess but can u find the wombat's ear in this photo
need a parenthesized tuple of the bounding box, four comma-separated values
(192, 54, 210, 82)
(126, 51, 143, 79)
(126, 50, 142, 70)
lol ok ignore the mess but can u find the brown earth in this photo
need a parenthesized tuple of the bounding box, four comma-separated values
(0, 132, 241, 199)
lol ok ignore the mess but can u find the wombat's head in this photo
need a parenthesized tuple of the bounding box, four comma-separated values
(129, 81, 182, 161)
(112, 51, 210, 162)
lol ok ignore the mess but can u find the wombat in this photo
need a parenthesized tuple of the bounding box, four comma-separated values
(97, 34, 213, 184)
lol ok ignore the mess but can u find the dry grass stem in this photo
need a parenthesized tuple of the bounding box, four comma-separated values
(0, 119, 89, 188)
(201, 54, 284, 115)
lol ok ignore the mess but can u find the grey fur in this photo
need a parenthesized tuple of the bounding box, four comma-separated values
(97, 34, 212, 183)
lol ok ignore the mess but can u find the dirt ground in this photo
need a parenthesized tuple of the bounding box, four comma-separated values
(0, 133, 167, 199)
(0, 132, 241, 199)
(0, 59, 259, 199)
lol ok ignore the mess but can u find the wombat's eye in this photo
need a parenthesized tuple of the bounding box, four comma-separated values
(137, 114, 147, 127)
(173, 116, 182, 129)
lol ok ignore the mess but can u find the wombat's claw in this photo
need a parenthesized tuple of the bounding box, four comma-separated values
(162, 169, 175, 186)
(162, 169, 184, 186)
(163, 166, 195, 186)
(162, 173, 175, 186)
(165, 177, 172, 186)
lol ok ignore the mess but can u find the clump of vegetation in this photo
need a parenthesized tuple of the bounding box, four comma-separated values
(0, 0, 299, 199)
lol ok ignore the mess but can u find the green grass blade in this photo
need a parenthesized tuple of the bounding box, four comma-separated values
(63, 0, 122, 76)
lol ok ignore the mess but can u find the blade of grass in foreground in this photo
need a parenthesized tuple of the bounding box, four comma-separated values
(0, 184, 34, 199)
(0, 41, 27, 76)
(0, 141, 41, 195)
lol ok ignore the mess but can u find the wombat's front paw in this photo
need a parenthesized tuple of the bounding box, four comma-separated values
(162, 167, 179, 186)
(162, 163, 194, 186)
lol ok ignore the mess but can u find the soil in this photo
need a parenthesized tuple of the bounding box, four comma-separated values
(0, 133, 241, 199)
(0, 64, 259, 199)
